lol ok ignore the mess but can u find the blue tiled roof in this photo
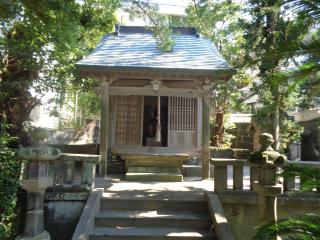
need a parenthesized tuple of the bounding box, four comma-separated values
(76, 30, 236, 75)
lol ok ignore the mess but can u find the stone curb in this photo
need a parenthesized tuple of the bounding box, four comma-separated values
(204, 191, 234, 240)
(71, 188, 103, 240)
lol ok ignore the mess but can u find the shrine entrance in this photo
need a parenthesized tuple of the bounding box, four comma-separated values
(142, 96, 168, 147)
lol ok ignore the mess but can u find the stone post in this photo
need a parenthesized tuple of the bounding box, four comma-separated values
(16, 128, 60, 240)
(247, 133, 287, 224)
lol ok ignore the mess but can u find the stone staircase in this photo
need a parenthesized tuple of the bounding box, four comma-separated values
(89, 193, 217, 239)
(125, 167, 183, 182)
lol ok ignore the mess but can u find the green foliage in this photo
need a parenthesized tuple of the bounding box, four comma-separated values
(168, 16, 188, 28)
(252, 163, 320, 239)
(0, 0, 119, 144)
(185, 0, 252, 109)
(185, 0, 245, 63)
(0, 117, 22, 237)
(253, 85, 304, 151)
(281, 163, 320, 193)
(211, 75, 252, 115)
(235, 0, 319, 149)
(210, 117, 217, 140)
(123, 1, 177, 51)
(251, 214, 320, 240)
(78, 92, 101, 119)
(58, 92, 101, 130)
(210, 113, 236, 147)
(184, 1, 252, 146)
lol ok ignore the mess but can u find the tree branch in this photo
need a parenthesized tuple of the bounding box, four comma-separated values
(132, 1, 167, 47)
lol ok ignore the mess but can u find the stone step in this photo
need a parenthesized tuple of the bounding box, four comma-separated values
(94, 209, 212, 228)
(125, 172, 183, 182)
(100, 197, 208, 212)
(89, 227, 217, 240)
(128, 167, 181, 173)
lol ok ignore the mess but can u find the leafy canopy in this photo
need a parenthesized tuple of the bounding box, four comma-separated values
(0, 0, 119, 144)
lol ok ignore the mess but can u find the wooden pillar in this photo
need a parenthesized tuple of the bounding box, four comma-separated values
(108, 96, 115, 155)
(99, 84, 109, 177)
(202, 89, 210, 180)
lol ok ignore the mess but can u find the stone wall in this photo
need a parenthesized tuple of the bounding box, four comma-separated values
(219, 193, 320, 240)
(46, 119, 100, 145)
(47, 130, 86, 145)
(299, 118, 319, 143)
(298, 119, 320, 161)
(10, 188, 89, 240)
(11, 188, 320, 240)
(210, 148, 250, 159)
(226, 123, 254, 151)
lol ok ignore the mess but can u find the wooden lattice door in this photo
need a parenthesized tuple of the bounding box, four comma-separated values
(168, 97, 197, 147)
(114, 95, 142, 146)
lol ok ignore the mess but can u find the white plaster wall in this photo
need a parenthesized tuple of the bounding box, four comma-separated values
(289, 107, 320, 122)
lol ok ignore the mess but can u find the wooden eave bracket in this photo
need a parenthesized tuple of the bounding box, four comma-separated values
(202, 78, 214, 90)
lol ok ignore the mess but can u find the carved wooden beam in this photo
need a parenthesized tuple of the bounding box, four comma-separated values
(108, 86, 204, 98)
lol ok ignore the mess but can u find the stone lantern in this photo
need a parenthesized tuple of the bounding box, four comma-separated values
(247, 133, 287, 223)
(16, 128, 60, 240)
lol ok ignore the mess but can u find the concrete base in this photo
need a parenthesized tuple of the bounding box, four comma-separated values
(16, 231, 51, 240)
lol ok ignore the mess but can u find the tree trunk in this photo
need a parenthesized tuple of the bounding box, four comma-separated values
(1, 55, 38, 148)
(0, 89, 33, 148)
(271, 85, 280, 150)
(212, 112, 225, 147)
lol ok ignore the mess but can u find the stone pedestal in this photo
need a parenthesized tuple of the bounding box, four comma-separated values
(247, 133, 287, 224)
(16, 128, 60, 240)
(253, 182, 282, 223)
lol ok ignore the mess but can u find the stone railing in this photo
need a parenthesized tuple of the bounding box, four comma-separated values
(47, 153, 101, 189)
(210, 159, 320, 193)
(210, 159, 255, 192)
(282, 161, 320, 192)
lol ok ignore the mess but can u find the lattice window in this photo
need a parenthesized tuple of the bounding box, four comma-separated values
(114, 95, 142, 145)
(169, 97, 196, 131)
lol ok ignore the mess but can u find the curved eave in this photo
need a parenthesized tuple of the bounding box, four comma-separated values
(75, 64, 237, 76)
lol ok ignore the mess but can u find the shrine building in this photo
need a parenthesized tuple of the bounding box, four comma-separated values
(75, 24, 236, 181)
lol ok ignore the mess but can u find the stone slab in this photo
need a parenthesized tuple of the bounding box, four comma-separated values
(95, 209, 212, 228)
(253, 183, 283, 196)
(100, 197, 208, 212)
(45, 192, 89, 201)
(59, 153, 101, 163)
(16, 231, 51, 240)
(128, 167, 181, 173)
(210, 159, 252, 166)
(125, 172, 183, 182)
(90, 227, 217, 240)
(121, 153, 187, 174)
